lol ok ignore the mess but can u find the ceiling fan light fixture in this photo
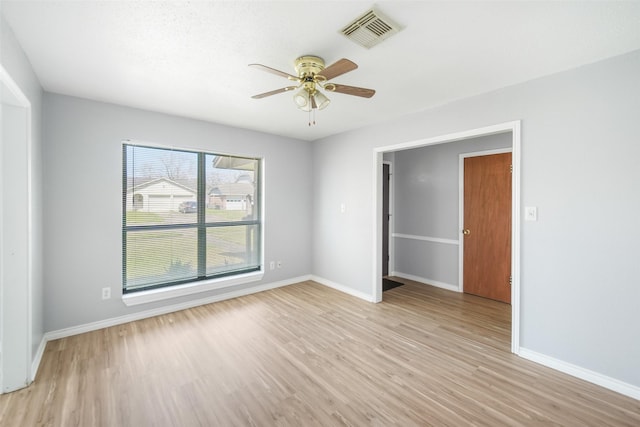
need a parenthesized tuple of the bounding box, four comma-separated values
(293, 88, 310, 110)
(314, 90, 330, 110)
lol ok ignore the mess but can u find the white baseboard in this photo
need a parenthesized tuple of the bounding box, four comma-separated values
(310, 275, 376, 302)
(44, 275, 310, 342)
(518, 347, 640, 401)
(391, 271, 460, 293)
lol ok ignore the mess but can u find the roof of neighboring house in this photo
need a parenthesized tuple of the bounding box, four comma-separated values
(209, 182, 254, 197)
(126, 177, 196, 194)
(127, 177, 253, 196)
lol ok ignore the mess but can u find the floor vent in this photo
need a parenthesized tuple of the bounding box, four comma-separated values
(340, 8, 402, 49)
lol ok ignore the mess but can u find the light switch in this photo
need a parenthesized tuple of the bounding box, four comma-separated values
(340, 203, 346, 213)
(525, 206, 537, 221)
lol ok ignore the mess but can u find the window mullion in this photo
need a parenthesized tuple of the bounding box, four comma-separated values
(197, 152, 206, 278)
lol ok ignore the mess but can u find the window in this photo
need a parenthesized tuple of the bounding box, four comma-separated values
(122, 143, 261, 294)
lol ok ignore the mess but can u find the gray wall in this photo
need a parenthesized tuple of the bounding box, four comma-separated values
(5, 5, 639, 393)
(0, 13, 44, 368)
(392, 134, 512, 287)
(42, 93, 312, 331)
(312, 49, 640, 388)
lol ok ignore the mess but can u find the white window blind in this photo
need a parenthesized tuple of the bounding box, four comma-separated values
(122, 143, 261, 293)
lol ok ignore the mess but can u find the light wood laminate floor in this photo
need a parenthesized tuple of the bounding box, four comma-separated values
(1, 279, 639, 426)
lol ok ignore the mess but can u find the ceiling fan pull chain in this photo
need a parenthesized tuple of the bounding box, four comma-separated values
(308, 107, 317, 126)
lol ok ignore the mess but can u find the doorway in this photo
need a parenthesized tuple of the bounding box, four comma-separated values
(381, 161, 405, 292)
(382, 162, 390, 277)
(461, 151, 512, 303)
(373, 121, 521, 353)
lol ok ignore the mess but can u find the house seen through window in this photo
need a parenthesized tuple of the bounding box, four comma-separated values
(122, 143, 261, 293)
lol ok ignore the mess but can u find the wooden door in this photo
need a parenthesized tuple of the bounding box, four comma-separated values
(382, 163, 390, 277)
(463, 153, 512, 303)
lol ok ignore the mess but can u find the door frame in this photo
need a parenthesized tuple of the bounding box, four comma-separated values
(458, 148, 513, 294)
(373, 121, 521, 354)
(0, 64, 34, 392)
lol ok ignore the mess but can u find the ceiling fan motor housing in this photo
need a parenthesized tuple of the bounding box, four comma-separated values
(295, 56, 325, 78)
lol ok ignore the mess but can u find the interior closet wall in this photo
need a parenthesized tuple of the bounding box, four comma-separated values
(391, 133, 512, 289)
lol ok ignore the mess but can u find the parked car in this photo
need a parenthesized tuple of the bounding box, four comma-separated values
(178, 201, 197, 213)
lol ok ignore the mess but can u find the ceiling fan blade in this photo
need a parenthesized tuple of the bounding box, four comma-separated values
(249, 64, 299, 81)
(251, 86, 298, 99)
(327, 84, 375, 98)
(318, 58, 358, 81)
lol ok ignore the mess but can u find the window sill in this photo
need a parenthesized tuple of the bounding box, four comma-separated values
(122, 270, 264, 306)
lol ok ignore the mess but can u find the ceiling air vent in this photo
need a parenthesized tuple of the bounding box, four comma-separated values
(340, 8, 402, 49)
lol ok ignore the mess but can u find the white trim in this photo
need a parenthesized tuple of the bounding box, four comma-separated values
(511, 121, 522, 354)
(47, 275, 309, 341)
(123, 270, 264, 306)
(31, 336, 46, 382)
(311, 275, 376, 302)
(392, 272, 459, 293)
(458, 147, 513, 293)
(376, 122, 516, 153)
(519, 348, 640, 401)
(393, 233, 459, 246)
(373, 121, 521, 355)
(372, 151, 383, 303)
(0, 64, 34, 392)
(26, 81, 34, 388)
(0, 67, 31, 107)
(122, 138, 262, 163)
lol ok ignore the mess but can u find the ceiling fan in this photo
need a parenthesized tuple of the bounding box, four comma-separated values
(249, 56, 375, 125)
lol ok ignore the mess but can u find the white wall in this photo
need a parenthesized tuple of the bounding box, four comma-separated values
(312, 49, 640, 389)
(0, 12, 44, 381)
(42, 93, 312, 331)
(392, 133, 512, 288)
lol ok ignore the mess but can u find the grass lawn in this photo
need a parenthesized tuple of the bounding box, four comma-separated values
(125, 211, 165, 224)
(126, 209, 248, 225)
(205, 209, 247, 222)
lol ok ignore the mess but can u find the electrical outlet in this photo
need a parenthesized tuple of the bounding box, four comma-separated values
(102, 287, 111, 300)
(269, 261, 275, 270)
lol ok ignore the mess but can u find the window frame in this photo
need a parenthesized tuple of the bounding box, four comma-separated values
(122, 142, 263, 303)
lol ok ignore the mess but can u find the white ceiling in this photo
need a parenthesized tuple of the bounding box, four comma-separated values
(3, 1, 640, 141)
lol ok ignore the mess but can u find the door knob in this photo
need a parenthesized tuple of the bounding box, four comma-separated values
(462, 229, 471, 235)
